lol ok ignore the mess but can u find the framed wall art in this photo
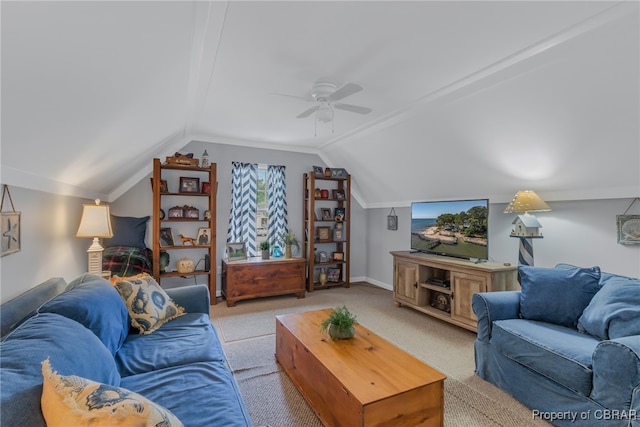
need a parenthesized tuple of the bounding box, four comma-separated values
(387, 207, 398, 230)
(617, 214, 640, 245)
(617, 198, 640, 245)
(1, 185, 20, 257)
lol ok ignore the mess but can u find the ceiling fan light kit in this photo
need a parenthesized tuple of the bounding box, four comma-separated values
(285, 81, 372, 129)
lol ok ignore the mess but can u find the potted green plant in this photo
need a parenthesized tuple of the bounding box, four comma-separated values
(320, 305, 357, 340)
(259, 241, 270, 259)
(279, 229, 300, 258)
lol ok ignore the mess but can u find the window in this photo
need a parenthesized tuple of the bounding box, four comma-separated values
(256, 165, 268, 244)
(227, 162, 287, 257)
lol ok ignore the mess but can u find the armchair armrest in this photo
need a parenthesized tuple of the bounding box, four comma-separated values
(591, 335, 640, 412)
(165, 284, 210, 315)
(472, 291, 521, 341)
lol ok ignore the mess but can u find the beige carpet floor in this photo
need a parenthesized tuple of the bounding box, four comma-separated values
(210, 282, 550, 427)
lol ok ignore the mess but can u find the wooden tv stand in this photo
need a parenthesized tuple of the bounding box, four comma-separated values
(391, 251, 518, 332)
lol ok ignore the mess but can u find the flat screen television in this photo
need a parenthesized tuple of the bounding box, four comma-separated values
(411, 199, 489, 261)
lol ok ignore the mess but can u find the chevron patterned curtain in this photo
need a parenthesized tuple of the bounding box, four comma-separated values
(227, 162, 258, 256)
(266, 165, 288, 246)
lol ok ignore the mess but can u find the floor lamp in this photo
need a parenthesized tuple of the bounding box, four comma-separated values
(76, 199, 113, 275)
(504, 191, 551, 266)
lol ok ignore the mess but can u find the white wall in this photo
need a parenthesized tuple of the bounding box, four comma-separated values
(365, 198, 640, 290)
(0, 186, 88, 302)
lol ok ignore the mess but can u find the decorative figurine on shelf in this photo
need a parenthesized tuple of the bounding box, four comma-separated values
(176, 257, 195, 273)
(319, 268, 328, 285)
(178, 234, 196, 246)
(324, 167, 331, 178)
(201, 150, 209, 168)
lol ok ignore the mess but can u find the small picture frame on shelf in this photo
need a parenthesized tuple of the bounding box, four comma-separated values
(150, 179, 169, 193)
(317, 226, 331, 242)
(168, 206, 184, 218)
(179, 177, 200, 193)
(183, 206, 199, 219)
(332, 251, 344, 261)
(312, 166, 324, 178)
(160, 227, 175, 247)
(201, 182, 211, 194)
(332, 189, 345, 200)
(327, 267, 341, 282)
(318, 251, 328, 263)
(321, 208, 332, 220)
(333, 228, 345, 241)
(196, 227, 210, 245)
(226, 242, 247, 260)
(331, 168, 348, 179)
(334, 207, 345, 221)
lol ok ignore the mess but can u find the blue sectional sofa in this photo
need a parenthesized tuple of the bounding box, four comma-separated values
(0, 274, 253, 427)
(473, 264, 640, 427)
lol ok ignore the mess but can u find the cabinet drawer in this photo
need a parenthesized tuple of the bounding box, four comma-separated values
(227, 262, 304, 296)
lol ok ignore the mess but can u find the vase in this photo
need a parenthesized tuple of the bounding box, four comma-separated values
(328, 324, 355, 340)
(159, 251, 170, 273)
(262, 249, 270, 260)
(285, 244, 292, 258)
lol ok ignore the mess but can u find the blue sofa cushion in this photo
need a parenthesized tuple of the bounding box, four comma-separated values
(105, 215, 149, 248)
(0, 313, 120, 427)
(115, 313, 226, 376)
(491, 319, 599, 397)
(519, 265, 601, 328)
(578, 275, 640, 340)
(39, 273, 129, 355)
(41, 358, 183, 426)
(120, 361, 253, 427)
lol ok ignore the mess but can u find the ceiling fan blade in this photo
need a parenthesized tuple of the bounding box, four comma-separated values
(329, 83, 363, 102)
(269, 92, 308, 101)
(334, 103, 372, 115)
(296, 105, 319, 118)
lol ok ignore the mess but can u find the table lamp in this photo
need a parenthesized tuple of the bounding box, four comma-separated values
(504, 190, 551, 266)
(76, 199, 113, 275)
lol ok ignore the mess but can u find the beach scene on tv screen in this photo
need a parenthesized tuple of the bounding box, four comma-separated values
(411, 200, 488, 259)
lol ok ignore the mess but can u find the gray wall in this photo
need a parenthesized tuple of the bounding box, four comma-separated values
(366, 198, 640, 290)
(0, 187, 88, 301)
(1, 145, 638, 303)
(109, 141, 368, 293)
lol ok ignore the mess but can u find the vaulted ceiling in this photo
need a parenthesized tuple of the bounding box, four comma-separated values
(2, 1, 638, 207)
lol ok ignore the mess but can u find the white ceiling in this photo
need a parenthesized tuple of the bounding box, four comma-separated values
(2, 1, 638, 207)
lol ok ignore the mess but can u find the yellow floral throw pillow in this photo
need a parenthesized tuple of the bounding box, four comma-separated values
(111, 273, 185, 335)
(41, 358, 183, 426)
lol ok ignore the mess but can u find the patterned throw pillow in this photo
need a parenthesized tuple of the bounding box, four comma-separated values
(41, 358, 183, 427)
(111, 273, 185, 334)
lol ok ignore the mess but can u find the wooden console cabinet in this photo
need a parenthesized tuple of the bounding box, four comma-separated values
(391, 251, 518, 332)
(221, 257, 306, 307)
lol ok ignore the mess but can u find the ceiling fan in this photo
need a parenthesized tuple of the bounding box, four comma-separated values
(274, 82, 372, 123)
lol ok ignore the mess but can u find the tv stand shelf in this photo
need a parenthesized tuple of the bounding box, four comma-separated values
(391, 251, 519, 332)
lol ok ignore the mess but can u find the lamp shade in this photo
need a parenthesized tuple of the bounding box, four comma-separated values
(76, 200, 113, 238)
(504, 190, 551, 214)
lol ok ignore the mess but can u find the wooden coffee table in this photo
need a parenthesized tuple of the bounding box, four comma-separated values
(275, 309, 446, 427)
